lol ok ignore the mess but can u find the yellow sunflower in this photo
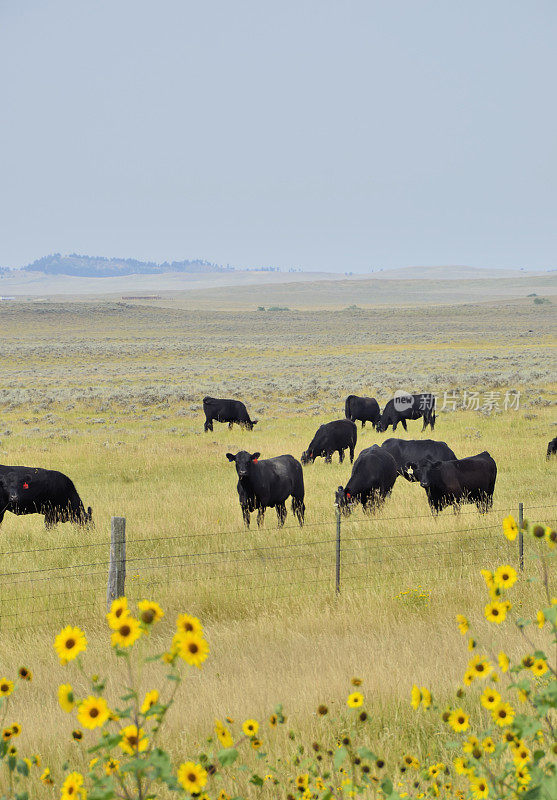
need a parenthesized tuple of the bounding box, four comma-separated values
(482, 737, 495, 754)
(40, 767, 54, 785)
(512, 742, 531, 766)
(421, 687, 432, 709)
(448, 708, 469, 732)
(140, 689, 159, 715)
(58, 684, 75, 713)
(531, 658, 548, 677)
(516, 767, 531, 786)
(498, 651, 510, 673)
(536, 610, 545, 628)
(18, 667, 32, 681)
(2, 728, 12, 741)
(215, 719, 234, 748)
(494, 565, 517, 590)
(502, 516, 518, 541)
(480, 687, 501, 710)
(119, 725, 149, 755)
(61, 771, 84, 800)
(456, 614, 469, 635)
(484, 601, 507, 624)
(463, 736, 481, 754)
(106, 597, 130, 630)
(269, 713, 278, 728)
(111, 617, 141, 648)
(453, 758, 470, 775)
(296, 774, 309, 790)
(545, 527, 556, 549)
(0, 678, 14, 696)
(77, 696, 110, 730)
(104, 758, 120, 775)
(176, 632, 209, 667)
(242, 719, 259, 737)
(138, 600, 164, 626)
(468, 655, 493, 680)
(492, 702, 515, 727)
(469, 776, 489, 799)
(347, 692, 364, 708)
(177, 762, 207, 793)
(411, 685, 422, 709)
(54, 626, 87, 664)
(176, 613, 203, 637)
(11, 723, 21, 737)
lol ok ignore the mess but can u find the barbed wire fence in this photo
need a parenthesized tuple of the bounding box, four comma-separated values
(0, 503, 555, 633)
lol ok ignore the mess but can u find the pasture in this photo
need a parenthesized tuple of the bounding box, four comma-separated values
(0, 293, 555, 787)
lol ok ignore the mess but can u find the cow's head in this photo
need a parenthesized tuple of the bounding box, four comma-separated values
(335, 485, 354, 516)
(417, 459, 441, 489)
(375, 416, 389, 433)
(0, 474, 20, 504)
(244, 419, 258, 431)
(226, 451, 260, 478)
(300, 449, 314, 465)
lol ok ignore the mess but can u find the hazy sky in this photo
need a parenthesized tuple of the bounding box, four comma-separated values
(1, 1, 555, 272)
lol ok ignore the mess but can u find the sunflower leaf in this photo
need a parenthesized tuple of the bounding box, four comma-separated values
(218, 748, 239, 766)
(333, 747, 347, 769)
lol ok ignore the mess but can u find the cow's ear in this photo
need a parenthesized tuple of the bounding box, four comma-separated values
(226, 453, 236, 462)
(251, 452, 261, 461)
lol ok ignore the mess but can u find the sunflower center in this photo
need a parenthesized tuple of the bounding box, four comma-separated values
(90, 708, 99, 718)
(141, 610, 155, 624)
(1, 684, 8, 692)
(128, 736, 138, 746)
(120, 625, 131, 636)
(65, 638, 76, 650)
(187, 773, 196, 782)
(188, 643, 199, 654)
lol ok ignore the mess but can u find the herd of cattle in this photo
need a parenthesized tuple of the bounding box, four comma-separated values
(0, 394, 553, 531)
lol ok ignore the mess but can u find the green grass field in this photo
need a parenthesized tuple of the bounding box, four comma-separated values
(0, 293, 555, 794)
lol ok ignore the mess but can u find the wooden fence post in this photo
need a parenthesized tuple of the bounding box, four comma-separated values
(518, 502, 524, 572)
(335, 503, 341, 594)
(107, 517, 126, 610)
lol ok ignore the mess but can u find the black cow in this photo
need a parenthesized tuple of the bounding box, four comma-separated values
(376, 392, 436, 433)
(547, 437, 557, 459)
(0, 465, 92, 528)
(380, 438, 457, 482)
(301, 419, 357, 465)
(344, 395, 381, 429)
(203, 396, 258, 432)
(335, 445, 398, 514)
(413, 451, 497, 515)
(226, 451, 305, 528)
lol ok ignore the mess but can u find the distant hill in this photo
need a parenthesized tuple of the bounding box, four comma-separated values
(21, 253, 232, 277)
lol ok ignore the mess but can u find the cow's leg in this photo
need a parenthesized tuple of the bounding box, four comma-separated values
(401, 419, 408, 431)
(430, 412, 436, 430)
(361, 420, 365, 428)
(349, 444, 355, 463)
(276, 502, 287, 527)
(0, 511, 4, 526)
(204, 417, 213, 432)
(338, 448, 345, 463)
(241, 505, 250, 528)
(228, 422, 233, 430)
(256, 507, 265, 527)
(292, 497, 305, 527)
(324, 451, 332, 464)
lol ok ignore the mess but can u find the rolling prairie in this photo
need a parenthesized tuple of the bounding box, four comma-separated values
(0, 289, 555, 793)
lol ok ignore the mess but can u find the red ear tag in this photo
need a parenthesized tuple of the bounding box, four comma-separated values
(23, 482, 29, 489)
(346, 491, 351, 498)
(252, 458, 258, 463)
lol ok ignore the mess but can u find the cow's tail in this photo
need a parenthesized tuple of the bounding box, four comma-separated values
(345, 396, 352, 420)
(291, 496, 305, 527)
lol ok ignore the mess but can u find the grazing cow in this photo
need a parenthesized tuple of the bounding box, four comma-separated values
(335, 445, 398, 514)
(344, 395, 381, 429)
(226, 451, 305, 528)
(301, 419, 357, 465)
(547, 437, 557, 459)
(413, 451, 497, 515)
(376, 392, 436, 433)
(381, 438, 457, 482)
(203, 396, 257, 432)
(0, 465, 92, 528)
